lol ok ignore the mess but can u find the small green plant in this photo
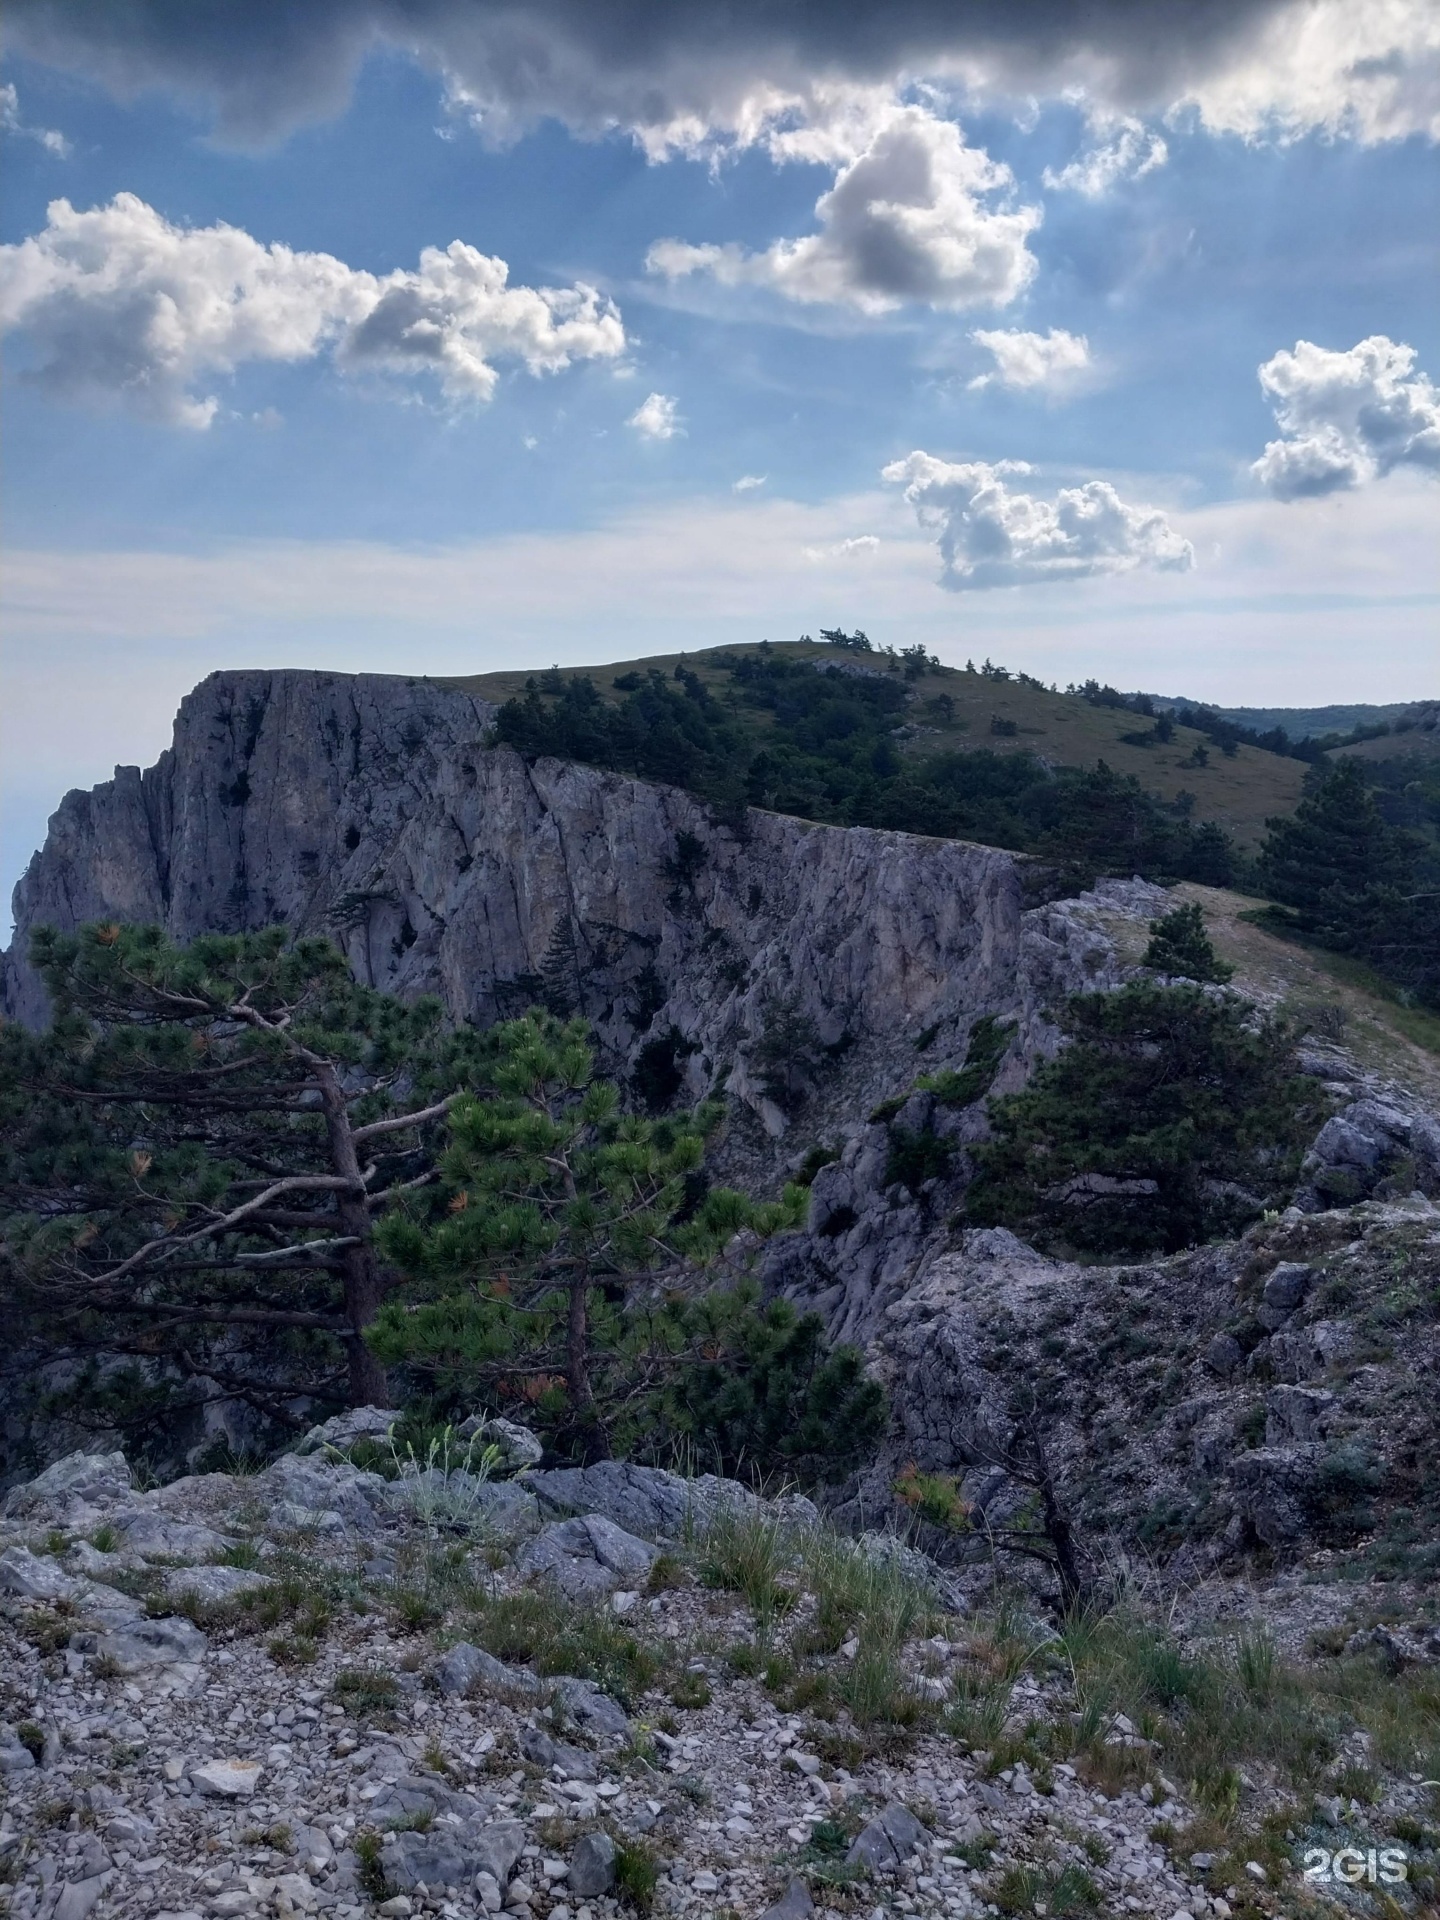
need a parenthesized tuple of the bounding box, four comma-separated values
(894, 1463, 970, 1531)
(354, 1830, 389, 1900)
(646, 1552, 687, 1594)
(670, 1671, 712, 1711)
(332, 1666, 401, 1716)
(16, 1722, 44, 1762)
(267, 1632, 319, 1666)
(697, 1508, 798, 1623)
(615, 1838, 661, 1915)
(90, 1523, 119, 1554)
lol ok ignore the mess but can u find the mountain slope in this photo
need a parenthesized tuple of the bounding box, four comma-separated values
(449, 642, 1308, 849)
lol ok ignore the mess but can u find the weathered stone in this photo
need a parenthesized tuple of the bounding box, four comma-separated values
(294, 1407, 396, 1455)
(517, 1726, 598, 1781)
(433, 1641, 541, 1700)
(1203, 1333, 1244, 1375)
(190, 1758, 263, 1797)
(550, 1678, 630, 1742)
(252, 1454, 387, 1533)
(759, 1877, 814, 1920)
(110, 1512, 235, 1560)
(526, 1461, 815, 1544)
(455, 1416, 545, 1473)
(567, 1832, 617, 1899)
(0, 1732, 36, 1774)
(1265, 1386, 1335, 1446)
(81, 1615, 208, 1671)
(159, 1565, 273, 1606)
(1, 1450, 132, 1519)
(382, 1819, 524, 1895)
(0, 1545, 87, 1602)
(517, 1515, 658, 1600)
(847, 1802, 930, 1872)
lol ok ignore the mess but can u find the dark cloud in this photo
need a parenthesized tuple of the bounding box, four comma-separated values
(6, 0, 1298, 145)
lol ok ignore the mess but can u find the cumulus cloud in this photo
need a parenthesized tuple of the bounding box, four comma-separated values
(733, 473, 767, 491)
(7, 0, 1436, 154)
(648, 106, 1039, 314)
(883, 449, 1193, 589)
(0, 81, 71, 155)
(968, 326, 1090, 393)
(0, 193, 624, 427)
(1042, 113, 1165, 194)
(1252, 335, 1440, 499)
(627, 391, 682, 438)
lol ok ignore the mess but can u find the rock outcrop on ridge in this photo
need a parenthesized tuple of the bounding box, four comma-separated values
(2, 669, 1032, 1145)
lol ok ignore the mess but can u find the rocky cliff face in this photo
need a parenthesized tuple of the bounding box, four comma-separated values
(4, 668, 1036, 1154)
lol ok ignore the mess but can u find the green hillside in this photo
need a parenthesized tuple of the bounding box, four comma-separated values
(450, 640, 1306, 850)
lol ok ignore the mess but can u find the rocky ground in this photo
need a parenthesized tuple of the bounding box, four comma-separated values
(2, 1425, 1437, 1920)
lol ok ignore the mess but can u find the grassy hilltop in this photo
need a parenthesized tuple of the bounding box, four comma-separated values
(451, 640, 1308, 851)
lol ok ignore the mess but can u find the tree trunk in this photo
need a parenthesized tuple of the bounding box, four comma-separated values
(566, 1267, 592, 1416)
(316, 1062, 391, 1409)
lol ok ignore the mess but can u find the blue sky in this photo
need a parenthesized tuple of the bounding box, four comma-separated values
(2, 0, 1438, 923)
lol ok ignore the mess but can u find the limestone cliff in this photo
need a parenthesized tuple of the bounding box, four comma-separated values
(3, 668, 1030, 1150)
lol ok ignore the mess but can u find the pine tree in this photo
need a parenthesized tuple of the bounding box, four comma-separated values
(368, 1010, 803, 1456)
(966, 982, 1324, 1254)
(1142, 901, 1234, 982)
(0, 924, 483, 1413)
(1258, 760, 1415, 950)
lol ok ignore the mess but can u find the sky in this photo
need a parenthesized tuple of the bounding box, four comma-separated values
(2, 0, 1438, 926)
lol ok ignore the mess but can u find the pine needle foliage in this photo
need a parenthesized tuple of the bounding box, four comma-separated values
(0, 922, 491, 1419)
(369, 1010, 807, 1459)
(966, 983, 1327, 1254)
(1141, 902, 1234, 983)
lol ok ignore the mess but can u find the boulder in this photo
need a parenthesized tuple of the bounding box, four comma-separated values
(550, 1677, 630, 1743)
(190, 1758, 262, 1797)
(159, 1565, 273, 1607)
(455, 1415, 545, 1473)
(1265, 1386, 1335, 1446)
(847, 1802, 930, 1873)
(111, 1512, 235, 1560)
(389, 1471, 540, 1543)
(517, 1725, 598, 1781)
(381, 1819, 525, 1897)
(567, 1832, 617, 1899)
(525, 1461, 817, 1545)
(253, 1454, 387, 1533)
(78, 1615, 208, 1671)
(759, 1879, 814, 1920)
(1203, 1333, 1244, 1376)
(0, 1545, 88, 1602)
(517, 1515, 658, 1601)
(1258, 1262, 1315, 1329)
(295, 1406, 396, 1455)
(434, 1641, 541, 1700)
(0, 1730, 37, 1774)
(1228, 1448, 1318, 1549)
(1, 1451, 132, 1520)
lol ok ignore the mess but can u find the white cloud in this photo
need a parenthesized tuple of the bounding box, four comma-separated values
(732, 474, 766, 492)
(968, 326, 1091, 393)
(1042, 113, 1166, 194)
(627, 391, 682, 439)
(804, 533, 881, 560)
(647, 106, 1039, 315)
(1177, 0, 1440, 144)
(0, 81, 72, 156)
(1252, 335, 1440, 499)
(883, 450, 1193, 589)
(0, 192, 624, 427)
